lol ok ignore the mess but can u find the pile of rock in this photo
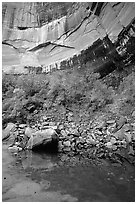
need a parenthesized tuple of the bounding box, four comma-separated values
(57, 112, 135, 162)
(3, 116, 59, 151)
(2, 111, 135, 164)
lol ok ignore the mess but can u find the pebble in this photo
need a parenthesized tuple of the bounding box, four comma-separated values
(122, 124, 131, 132)
(42, 122, 49, 126)
(42, 116, 48, 121)
(19, 134, 25, 137)
(63, 141, 71, 147)
(8, 145, 19, 151)
(117, 117, 127, 129)
(87, 137, 96, 145)
(61, 130, 68, 137)
(106, 120, 115, 124)
(105, 142, 112, 148)
(96, 121, 106, 129)
(110, 137, 117, 144)
(58, 124, 64, 130)
(132, 111, 135, 117)
(124, 132, 132, 143)
(63, 147, 71, 152)
(19, 124, 27, 128)
(112, 145, 117, 151)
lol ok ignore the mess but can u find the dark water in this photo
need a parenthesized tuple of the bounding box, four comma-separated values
(2, 144, 135, 202)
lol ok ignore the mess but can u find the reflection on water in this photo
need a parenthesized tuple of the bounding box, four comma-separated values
(20, 150, 58, 171)
(2, 144, 135, 202)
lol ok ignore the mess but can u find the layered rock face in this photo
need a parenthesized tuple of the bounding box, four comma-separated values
(2, 2, 135, 73)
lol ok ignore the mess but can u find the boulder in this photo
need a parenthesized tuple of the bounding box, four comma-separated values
(2, 123, 16, 141)
(26, 128, 58, 149)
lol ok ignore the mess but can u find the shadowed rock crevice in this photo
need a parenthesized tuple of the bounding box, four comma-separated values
(32, 140, 59, 154)
(17, 27, 29, 30)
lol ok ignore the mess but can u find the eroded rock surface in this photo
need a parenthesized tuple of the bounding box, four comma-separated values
(2, 2, 135, 73)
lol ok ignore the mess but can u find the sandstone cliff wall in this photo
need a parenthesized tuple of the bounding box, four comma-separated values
(2, 2, 135, 74)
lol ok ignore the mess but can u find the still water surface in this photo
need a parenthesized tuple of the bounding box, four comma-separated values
(2, 144, 135, 202)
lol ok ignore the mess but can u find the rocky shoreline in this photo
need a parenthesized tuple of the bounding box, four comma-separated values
(2, 109, 135, 166)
